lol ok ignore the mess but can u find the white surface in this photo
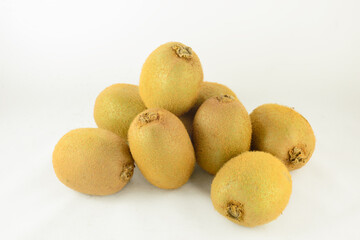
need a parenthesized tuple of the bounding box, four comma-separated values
(1, 0, 360, 239)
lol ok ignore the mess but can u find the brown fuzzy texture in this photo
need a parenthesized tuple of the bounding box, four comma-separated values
(139, 42, 203, 116)
(128, 108, 195, 189)
(52, 128, 134, 196)
(250, 104, 316, 171)
(211, 151, 292, 227)
(94, 84, 146, 140)
(193, 95, 252, 174)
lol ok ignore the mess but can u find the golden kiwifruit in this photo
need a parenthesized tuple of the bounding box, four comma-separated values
(139, 42, 203, 116)
(193, 95, 252, 174)
(250, 104, 316, 171)
(52, 128, 134, 196)
(190, 81, 237, 114)
(211, 151, 292, 227)
(94, 84, 146, 140)
(128, 109, 195, 189)
(178, 82, 237, 137)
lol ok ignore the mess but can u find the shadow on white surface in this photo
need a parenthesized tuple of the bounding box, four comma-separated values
(188, 165, 214, 196)
(103, 163, 214, 200)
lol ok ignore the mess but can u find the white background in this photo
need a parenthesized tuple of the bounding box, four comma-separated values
(1, 0, 360, 239)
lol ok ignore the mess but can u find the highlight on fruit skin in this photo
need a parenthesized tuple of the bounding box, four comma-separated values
(128, 108, 196, 189)
(139, 42, 203, 116)
(193, 94, 252, 174)
(94, 83, 146, 140)
(52, 128, 135, 196)
(211, 151, 292, 227)
(250, 103, 316, 171)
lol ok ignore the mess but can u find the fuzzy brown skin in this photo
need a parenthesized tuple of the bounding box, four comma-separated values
(52, 128, 134, 196)
(139, 42, 203, 116)
(193, 95, 252, 175)
(190, 82, 237, 114)
(250, 104, 316, 171)
(211, 151, 292, 227)
(94, 84, 146, 140)
(128, 109, 195, 189)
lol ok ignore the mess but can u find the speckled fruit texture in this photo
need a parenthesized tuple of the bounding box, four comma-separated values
(128, 109, 195, 189)
(139, 42, 203, 116)
(94, 84, 146, 140)
(250, 104, 316, 170)
(193, 95, 252, 174)
(53, 128, 134, 196)
(211, 151, 292, 227)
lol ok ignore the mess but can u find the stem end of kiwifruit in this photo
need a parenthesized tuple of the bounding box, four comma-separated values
(138, 112, 160, 126)
(120, 163, 135, 181)
(226, 201, 244, 221)
(289, 146, 306, 164)
(216, 94, 235, 103)
(172, 44, 193, 59)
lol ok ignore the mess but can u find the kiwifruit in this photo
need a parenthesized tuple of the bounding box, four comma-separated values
(179, 82, 237, 137)
(94, 84, 146, 140)
(250, 104, 316, 171)
(211, 151, 292, 227)
(128, 108, 195, 189)
(193, 95, 252, 174)
(190, 81, 237, 114)
(52, 128, 134, 196)
(139, 42, 203, 116)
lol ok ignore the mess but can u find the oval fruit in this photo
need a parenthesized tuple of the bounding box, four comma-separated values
(52, 128, 134, 196)
(94, 84, 146, 140)
(211, 151, 292, 227)
(250, 104, 316, 170)
(128, 109, 195, 189)
(139, 42, 203, 116)
(193, 95, 252, 174)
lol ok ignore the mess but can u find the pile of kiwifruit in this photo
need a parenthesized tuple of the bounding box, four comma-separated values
(53, 42, 315, 227)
